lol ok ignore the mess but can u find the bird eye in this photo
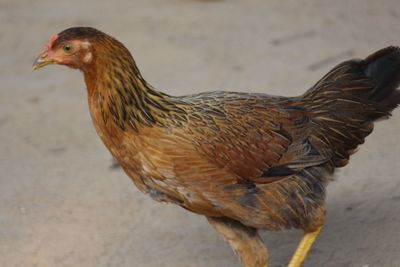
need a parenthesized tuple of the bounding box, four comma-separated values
(63, 44, 73, 53)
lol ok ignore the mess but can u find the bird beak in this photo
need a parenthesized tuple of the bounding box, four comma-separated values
(33, 51, 54, 70)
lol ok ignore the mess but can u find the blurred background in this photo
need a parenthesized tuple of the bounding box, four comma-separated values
(1, 0, 400, 266)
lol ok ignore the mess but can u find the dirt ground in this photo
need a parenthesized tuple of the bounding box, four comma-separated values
(1, 0, 400, 266)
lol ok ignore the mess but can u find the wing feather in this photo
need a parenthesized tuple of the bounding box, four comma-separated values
(182, 92, 328, 183)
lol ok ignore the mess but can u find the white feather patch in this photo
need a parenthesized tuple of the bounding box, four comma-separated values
(83, 52, 93, 63)
(81, 40, 91, 49)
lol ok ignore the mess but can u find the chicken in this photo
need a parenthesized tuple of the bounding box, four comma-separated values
(33, 27, 400, 267)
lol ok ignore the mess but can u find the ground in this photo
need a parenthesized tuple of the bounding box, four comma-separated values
(1, 0, 400, 266)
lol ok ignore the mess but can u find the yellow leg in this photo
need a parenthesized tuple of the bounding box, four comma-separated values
(287, 226, 322, 267)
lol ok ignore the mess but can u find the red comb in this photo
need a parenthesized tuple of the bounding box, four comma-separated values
(47, 34, 59, 50)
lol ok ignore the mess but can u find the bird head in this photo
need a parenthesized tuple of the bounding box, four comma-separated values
(33, 27, 103, 71)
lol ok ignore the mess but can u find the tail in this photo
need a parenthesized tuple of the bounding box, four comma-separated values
(303, 46, 400, 167)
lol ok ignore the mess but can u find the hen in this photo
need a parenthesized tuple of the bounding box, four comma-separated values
(34, 27, 400, 267)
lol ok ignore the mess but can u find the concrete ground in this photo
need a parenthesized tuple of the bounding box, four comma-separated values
(1, 0, 400, 266)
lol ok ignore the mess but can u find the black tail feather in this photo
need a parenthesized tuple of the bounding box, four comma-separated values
(365, 46, 400, 104)
(303, 46, 400, 168)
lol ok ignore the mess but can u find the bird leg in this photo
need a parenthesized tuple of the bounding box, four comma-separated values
(287, 226, 322, 267)
(207, 217, 269, 267)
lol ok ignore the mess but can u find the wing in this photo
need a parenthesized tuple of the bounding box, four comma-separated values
(182, 92, 329, 184)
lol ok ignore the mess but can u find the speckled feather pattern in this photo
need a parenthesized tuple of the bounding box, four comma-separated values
(57, 27, 400, 232)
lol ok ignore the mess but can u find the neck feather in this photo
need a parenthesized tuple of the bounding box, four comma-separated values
(83, 38, 187, 131)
